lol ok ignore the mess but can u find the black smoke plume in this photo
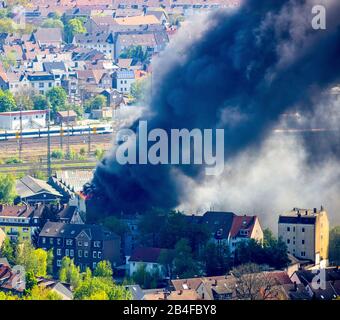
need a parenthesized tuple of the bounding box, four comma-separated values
(90, 0, 340, 216)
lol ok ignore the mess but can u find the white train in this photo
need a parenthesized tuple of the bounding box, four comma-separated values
(0, 124, 113, 140)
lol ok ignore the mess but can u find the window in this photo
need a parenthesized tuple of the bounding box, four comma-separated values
(301, 251, 306, 257)
(92, 262, 97, 269)
(70, 249, 74, 257)
(78, 241, 82, 246)
(97, 252, 101, 259)
(39, 82, 44, 88)
(57, 260, 62, 267)
(57, 249, 61, 256)
(302, 240, 305, 244)
(57, 238, 61, 245)
(84, 242, 89, 247)
(287, 239, 290, 244)
(94, 241, 101, 248)
(287, 227, 290, 232)
(50, 238, 54, 245)
(78, 250, 82, 257)
(84, 251, 88, 258)
(302, 228, 305, 232)
(65, 249, 69, 256)
(293, 227, 296, 232)
(66, 239, 73, 246)
(93, 251, 97, 258)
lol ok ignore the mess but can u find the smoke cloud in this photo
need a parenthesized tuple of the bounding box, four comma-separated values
(91, 0, 340, 220)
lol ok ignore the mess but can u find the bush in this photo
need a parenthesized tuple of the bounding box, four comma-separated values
(51, 149, 64, 159)
(5, 157, 22, 164)
(94, 148, 105, 160)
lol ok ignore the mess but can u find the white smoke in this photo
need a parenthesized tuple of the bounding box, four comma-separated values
(177, 95, 340, 231)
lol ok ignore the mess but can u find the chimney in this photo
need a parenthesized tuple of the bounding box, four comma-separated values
(293, 281, 297, 291)
(313, 208, 317, 214)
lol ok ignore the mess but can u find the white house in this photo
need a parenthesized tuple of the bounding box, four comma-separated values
(127, 247, 167, 278)
(0, 110, 47, 130)
(114, 70, 135, 93)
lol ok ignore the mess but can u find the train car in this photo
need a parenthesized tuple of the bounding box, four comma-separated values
(0, 124, 113, 141)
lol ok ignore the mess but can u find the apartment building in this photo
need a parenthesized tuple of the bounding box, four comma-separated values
(38, 222, 121, 275)
(278, 207, 329, 264)
(0, 203, 45, 242)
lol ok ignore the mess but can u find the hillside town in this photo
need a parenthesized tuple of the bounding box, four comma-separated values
(0, 0, 339, 302)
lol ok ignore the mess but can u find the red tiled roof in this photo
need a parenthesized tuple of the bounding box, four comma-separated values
(129, 247, 163, 263)
(229, 215, 256, 238)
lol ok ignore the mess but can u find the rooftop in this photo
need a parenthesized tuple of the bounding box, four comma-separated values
(16, 175, 61, 199)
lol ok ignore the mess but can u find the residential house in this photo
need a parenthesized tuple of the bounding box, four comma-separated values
(31, 28, 63, 48)
(44, 203, 84, 225)
(37, 277, 73, 300)
(0, 110, 47, 130)
(55, 110, 78, 125)
(0, 262, 25, 296)
(16, 175, 62, 204)
(290, 267, 340, 300)
(38, 221, 121, 274)
(0, 72, 30, 95)
(49, 170, 93, 215)
(171, 275, 237, 300)
(195, 211, 264, 255)
(0, 203, 45, 243)
(27, 72, 61, 95)
(128, 247, 168, 278)
(115, 33, 157, 59)
(113, 69, 135, 93)
(73, 31, 115, 58)
(278, 207, 329, 264)
(143, 289, 200, 300)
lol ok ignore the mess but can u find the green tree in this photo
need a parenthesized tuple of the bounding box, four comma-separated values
(47, 249, 54, 275)
(263, 228, 276, 247)
(64, 18, 86, 43)
(0, 291, 18, 300)
(329, 226, 340, 265)
(74, 276, 131, 300)
(25, 285, 62, 300)
(0, 51, 17, 71)
(173, 239, 200, 279)
(84, 95, 107, 113)
(32, 94, 48, 110)
(46, 87, 67, 116)
(0, 89, 17, 112)
(0, 18, 15, 33)
(119, 45, 149, 64)
(94, 260, 113, 278)
(16, 242, 48, 277)
(132, 263, 160, 289)
(130, 78, 150, 102)
(0, 173, 17, 204)
(59, 256, 81, 289)
(0, 237, 17, 264)
(24, 271, 38, 295)
(203, 242, 231, 276)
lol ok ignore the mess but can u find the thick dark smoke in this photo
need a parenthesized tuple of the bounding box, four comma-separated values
(91, 0, 340, 216)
